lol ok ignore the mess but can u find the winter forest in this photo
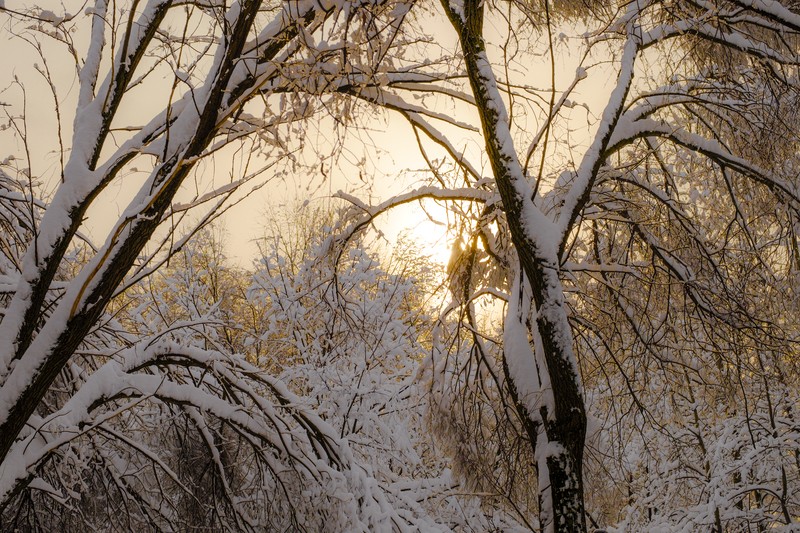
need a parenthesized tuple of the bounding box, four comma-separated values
(0, 0, 798, 531)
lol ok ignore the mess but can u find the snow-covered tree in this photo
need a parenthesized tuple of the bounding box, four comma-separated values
(0, 0, 456, 529)
(338, 0, 800, 530)
(249, 207, 536, 530)
(2, 0, 800, 531)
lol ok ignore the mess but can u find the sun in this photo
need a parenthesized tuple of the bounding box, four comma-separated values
(379, 201, 456, 270)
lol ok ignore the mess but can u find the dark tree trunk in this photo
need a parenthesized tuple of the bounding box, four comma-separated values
(440, 1, 588, 530)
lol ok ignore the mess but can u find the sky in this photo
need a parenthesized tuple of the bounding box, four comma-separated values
(0, 2, 458, 268)
(0, 2, 617, 270)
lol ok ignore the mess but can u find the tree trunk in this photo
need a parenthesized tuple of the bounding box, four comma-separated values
(440, 1, 587, 530)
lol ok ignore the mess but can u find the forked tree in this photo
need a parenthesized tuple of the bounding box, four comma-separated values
(417, 1, 800, 530)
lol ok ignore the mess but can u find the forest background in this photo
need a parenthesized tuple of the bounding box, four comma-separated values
(0, 0, 798, 531)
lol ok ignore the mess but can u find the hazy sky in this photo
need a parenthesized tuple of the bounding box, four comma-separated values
(0, 3, 615, 269)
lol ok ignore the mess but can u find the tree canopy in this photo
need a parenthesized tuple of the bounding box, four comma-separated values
(0, 0, 798, 531)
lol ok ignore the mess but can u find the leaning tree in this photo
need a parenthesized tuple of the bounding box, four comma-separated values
(0, 1, 464, 530)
